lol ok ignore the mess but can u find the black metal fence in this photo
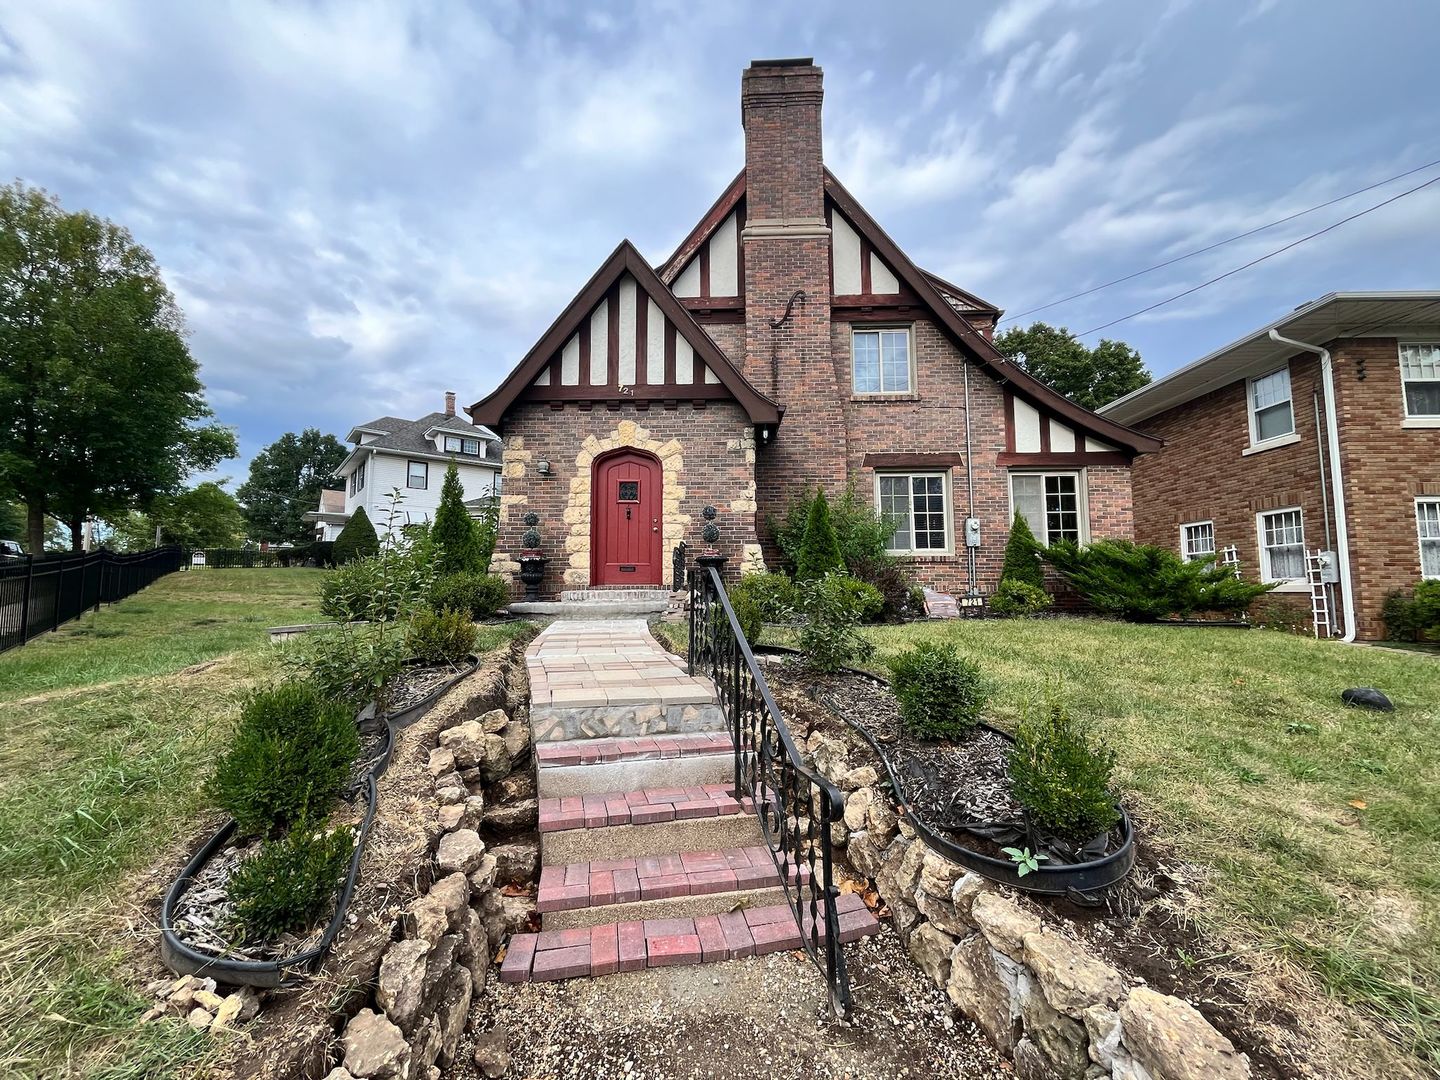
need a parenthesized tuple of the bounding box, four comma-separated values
(0, 546, 187, 654)
(688, 563, 853, 1017)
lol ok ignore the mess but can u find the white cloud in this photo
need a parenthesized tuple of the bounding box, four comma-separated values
(980, 0, 1057, 55)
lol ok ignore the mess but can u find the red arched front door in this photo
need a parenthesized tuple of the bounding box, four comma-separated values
(591, 450, 663, 586)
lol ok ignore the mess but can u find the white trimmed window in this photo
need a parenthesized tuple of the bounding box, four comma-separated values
(443, 435, 483, 455)
(877, 473, 949, 553)
(1417, 499, 1440, 578)
(1400, 343, 1440, 418)
(852, 328, 912, 394)
(407, 460, 428, 490)
(1181, 521, 1215, 562)
(1248, 367, 1295, 444)
(1011, 472, 1083, 546)
(1258, 508, 1305, 582)
(348, 460, 365, 495)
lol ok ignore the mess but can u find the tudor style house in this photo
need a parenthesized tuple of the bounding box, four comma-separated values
(470, 59, 1158, 599)
(323, 393, 504, 539)
(1100, 292, 1440, 640)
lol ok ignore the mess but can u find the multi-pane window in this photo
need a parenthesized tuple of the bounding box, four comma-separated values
(443, 435, 483, 455)
(348, 460, 365, 495)
(1417, 499, 1440, 578)
(1181, 521, 1215, 562)
(407, 460, 428, 490)
(1249, 367, 1295, 444)
(877, 473, 948, 553)
(1010, 473, 1082, 546)
(853, 328, 912, 394)
(1400, 343, 1440, 417)
(1259, 508, 1305, 581)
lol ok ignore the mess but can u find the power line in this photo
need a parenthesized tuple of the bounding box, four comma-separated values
(1075, 171, 1440, 337)
(1002, 156, 1440, 325)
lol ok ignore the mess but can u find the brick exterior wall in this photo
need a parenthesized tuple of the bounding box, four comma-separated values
(493, 402, 760, 599)
(1128, 335, 1440, 639)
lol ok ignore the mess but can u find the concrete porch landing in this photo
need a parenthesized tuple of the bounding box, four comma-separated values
(526, 619, 725, 743)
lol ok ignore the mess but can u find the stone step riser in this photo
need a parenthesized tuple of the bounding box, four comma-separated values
(531, 702, 727, 743)
(538, 754, 732, 798)
(540, 886, 792, 931)
(560, 589, 673, 604)
(542, 816, 765, 865)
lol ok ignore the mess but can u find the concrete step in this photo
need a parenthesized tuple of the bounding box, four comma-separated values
(536, 845, 807, 929)
(536, 732, 734, 797)
(511, 598, 671, 617)
(500, 893, 881, 983)
(560, 589, 675, 604)
(539, 785, 763, 865)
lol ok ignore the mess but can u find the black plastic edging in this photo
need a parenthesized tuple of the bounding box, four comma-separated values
(754, 644, 1136, 900)
(386, 655, 479, 730)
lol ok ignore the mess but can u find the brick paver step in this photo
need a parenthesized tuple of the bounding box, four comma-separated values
(536, 845, 811, 912)
(538, 785, 755, 833)
(500, 892, 880, 983)
(536, 731, 733, 768)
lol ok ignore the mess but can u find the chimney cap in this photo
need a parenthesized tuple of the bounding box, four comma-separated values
(748, 57, 815, 68)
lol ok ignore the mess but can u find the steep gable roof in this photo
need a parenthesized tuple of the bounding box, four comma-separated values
(468, 240, 783, 427)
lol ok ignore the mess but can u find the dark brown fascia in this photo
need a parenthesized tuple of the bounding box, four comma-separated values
(467, 239, 782, 429)
(655, 169, 747, 285)
(822, 169, 1162, 457)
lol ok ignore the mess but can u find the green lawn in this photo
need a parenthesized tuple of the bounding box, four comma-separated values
(659, 617, 1440, 1068)
(0, 569, 526, 1078)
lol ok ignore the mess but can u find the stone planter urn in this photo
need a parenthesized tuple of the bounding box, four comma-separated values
(518, 512, 548, 601)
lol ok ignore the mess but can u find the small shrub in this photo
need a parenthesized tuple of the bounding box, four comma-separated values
(725, 573, 784, 643)
(333, 507, 380, 564)
(1009, 701, 1119, 841)
(407, 607, 478, 664)
(228, 822, 355, 941)
(1001, 512, 1046, 589)
(206, 683, 360, 836)
(797, 571, 875, 674)
(988, 578, 1052, 617)
(833, 575, 884, 623)
(430, 572, 510, 618)
(907, 584, 928, 615)
(320, 539, 436, 623)
(291, 623, 409, 712)
(1382, 589, 1422, 641)
(774, 481, 894, 571)
(888, 642, 986, 740)
(849, 555, 915, 622)
(795, 488, 845, 582)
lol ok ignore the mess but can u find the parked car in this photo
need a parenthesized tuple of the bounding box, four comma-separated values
(0, 540, 25, 560)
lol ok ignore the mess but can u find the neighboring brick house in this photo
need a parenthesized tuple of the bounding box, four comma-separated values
(1099, 292, 1440, 640)
(332, 393, 504, 539)
(470, 59, 1158, 600)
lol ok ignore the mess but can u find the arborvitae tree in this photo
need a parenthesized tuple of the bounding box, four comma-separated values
(1001, 511, 1046, 589)
(333, 505, 380, 564)
(795, 488, 845, 582)
(432, 463, 482, 576)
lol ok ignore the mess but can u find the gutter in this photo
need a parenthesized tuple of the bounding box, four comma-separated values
(1268, 329, 1357, 642)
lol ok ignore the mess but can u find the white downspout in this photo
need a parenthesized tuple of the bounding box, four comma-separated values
(1268, 329, 1357, 642)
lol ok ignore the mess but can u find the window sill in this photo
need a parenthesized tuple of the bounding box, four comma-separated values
(1401, 417, 1440, 429)
(1266, 581, 1310, 594)
(851, 393, 919, 403)
(890, 551, 957, 561)
(1241, 432, 1301, 456)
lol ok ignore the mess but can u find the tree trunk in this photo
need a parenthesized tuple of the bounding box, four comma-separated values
(68, 518, 84, 552)
(26, 500, 44, 556)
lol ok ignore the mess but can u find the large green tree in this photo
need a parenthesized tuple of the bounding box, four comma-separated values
(111, 481, 246, 550)
(236, 428, 347, 544)
(995, 322, 1151, 411)
(0, 182, 236, 552)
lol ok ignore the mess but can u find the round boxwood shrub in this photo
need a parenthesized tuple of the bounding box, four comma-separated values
(430, 571, 510, 619)
(888, 641, 986, 740)
(1008, 702, 1120, 841)
(407, 607, 479, 664)
(206, 682, 360, 836)
(988, 578, 1052, 617)
(228, 822, 355, 941)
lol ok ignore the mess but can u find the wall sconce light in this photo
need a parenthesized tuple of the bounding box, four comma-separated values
(537, 459, 552, 476)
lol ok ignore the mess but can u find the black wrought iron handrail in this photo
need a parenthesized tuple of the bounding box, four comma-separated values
(687, 565, 853, 1018)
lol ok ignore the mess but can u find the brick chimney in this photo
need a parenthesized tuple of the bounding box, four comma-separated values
(444, 390, 456, 417)
(741, 58, 845, 511)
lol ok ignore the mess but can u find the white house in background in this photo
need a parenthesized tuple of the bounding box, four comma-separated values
(304, 488, 348, 541)
(322, 392, 503, 539)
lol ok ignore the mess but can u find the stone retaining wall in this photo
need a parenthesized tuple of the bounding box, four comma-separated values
(807, 731, 1253, 1080)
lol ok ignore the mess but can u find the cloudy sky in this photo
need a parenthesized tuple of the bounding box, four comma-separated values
(3, 0, 1438, 485)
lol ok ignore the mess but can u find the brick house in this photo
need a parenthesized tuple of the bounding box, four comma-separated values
(470, 59, 1158, 600)
(1099, 292, 1440, 640)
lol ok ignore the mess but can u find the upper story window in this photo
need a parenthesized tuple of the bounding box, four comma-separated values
(1400, 343, 1440, 418)
(443, 435, 482, 455)
(1416, 499, 1440, 578)
(1011, 472, 1082, 546)
(1248, 367, 1295, 445)
(1181, 521, 1215, 562)
(1258, 507, 1305, 582)
(348, 460, 365, 495)
(877, 472, 949, 553)
(852, 328, 912, 394)
(407, 460, 428, 490)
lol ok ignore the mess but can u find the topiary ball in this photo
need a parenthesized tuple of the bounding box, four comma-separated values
(521, 528, 541, 549)
(702, 522, 720, 544)
(702, 505, 718, 521)
(523, 512, 539, 527)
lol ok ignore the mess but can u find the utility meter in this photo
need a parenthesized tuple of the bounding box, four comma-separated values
(965, 517, 981, 548)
